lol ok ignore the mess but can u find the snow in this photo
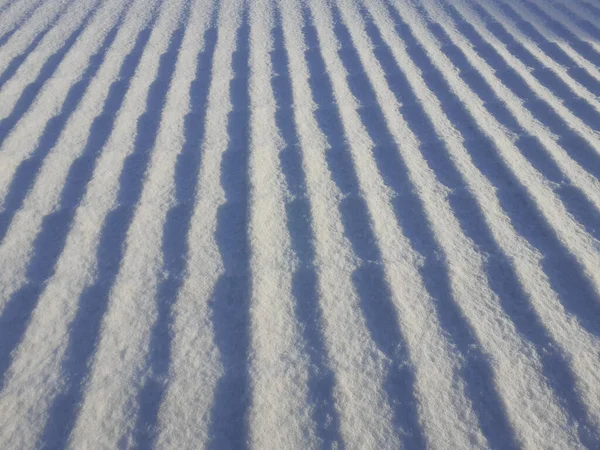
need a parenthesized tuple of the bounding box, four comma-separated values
(0, 0, 599, 448)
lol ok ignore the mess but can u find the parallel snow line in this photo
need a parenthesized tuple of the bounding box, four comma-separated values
(152, 0, 247, 446)
(131, 3, 217, 449)
(462, 0, 600, 136)
(0, 0, 158, 399)
(410, 0, 599, 440)
(444, 0, 600, 143)
(382, 0, 595, 446)
(522, 0, 600, 63)
(362, 2, 600, 446)
(0, 1, 598, 448)
(308, 1, 439, 446)
(0, 0, 41, 41)
(0, 0, 100, 120)
(442, 1, 600, 244)
(0, 0, 79, 93)
(9, 2, 164, 449)
(550, 0, 600, 44)
(470, 0, 600, 103)
(425, 2, 600, 240)
(325, 0, 511, 447)
(0, 0, 125, 323)
(278, 1, 402, 447)
(0, 0, 50, 50)
(143, 13, 219, 450)
(530, 0, 600, 50)
(355, 7, 525, 448)
(0, 0, 104, 188)
(64, 1, 195, 448)
(401, 0, 600, 306)
(0, 0, 132, 385)
(205, 4, 254, 447)
(364, 0, 600, 442)
(482, 0, 600, 100)
(35, 3, 162, 448)
(435, 0, 600, 161)
(432, 0, 600, 435)
(308, 3, 426, 448)
(269, 4, 344, 447)
(503, 0, 600, 84)
(246, 0, 317, 447)
(0, 0, 159, 448)
(0, 0, 77, 161)
(416, 0, 600, 290)
(450, 0, 600, 139)
(333, 0, 583, 447)
(0, 0, 127, 249)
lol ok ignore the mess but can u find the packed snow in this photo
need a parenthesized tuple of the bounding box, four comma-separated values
(0, 0, 599, 448)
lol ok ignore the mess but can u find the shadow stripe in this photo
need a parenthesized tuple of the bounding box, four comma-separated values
(373, 1, 600, 446)
(0, 0, 123, 391)
(303, 4, 427, 447)
(33, 2, 187, 447)
(0, 0, 104, 151)
(405, 0, 600, 339)
(271, 6, 344, 448)
(0, 0, 129, 246)
(0, 0, 46, 48)
(521, 0, 600, 67)
(397, 2, 599, 445)
(0, 0, 78, 91)
(132, 10, 219, 449)
(438, 1, 600, 241)
(206, 5, 252, 449)
(491, 0, 600, 98)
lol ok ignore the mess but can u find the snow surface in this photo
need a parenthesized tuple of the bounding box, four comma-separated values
(0, 0, 599, 448)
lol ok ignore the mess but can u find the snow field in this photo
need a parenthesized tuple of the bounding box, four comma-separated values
(0, 0, 599, 448)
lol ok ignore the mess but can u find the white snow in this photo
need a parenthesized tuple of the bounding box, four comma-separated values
(0, 0, 599, 448)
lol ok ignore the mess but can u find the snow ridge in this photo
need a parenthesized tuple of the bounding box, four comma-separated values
(0, 0, 598, 448)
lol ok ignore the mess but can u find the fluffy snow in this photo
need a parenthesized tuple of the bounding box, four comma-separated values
(0, 0, 599, 448)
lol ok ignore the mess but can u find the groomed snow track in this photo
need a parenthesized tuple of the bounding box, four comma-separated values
(0, 0, 599, 448)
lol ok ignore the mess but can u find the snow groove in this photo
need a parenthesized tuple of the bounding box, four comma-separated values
(0, 0, 598, 448)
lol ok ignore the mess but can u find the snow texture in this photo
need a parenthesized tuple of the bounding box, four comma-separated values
(0, 0, 599, 448)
